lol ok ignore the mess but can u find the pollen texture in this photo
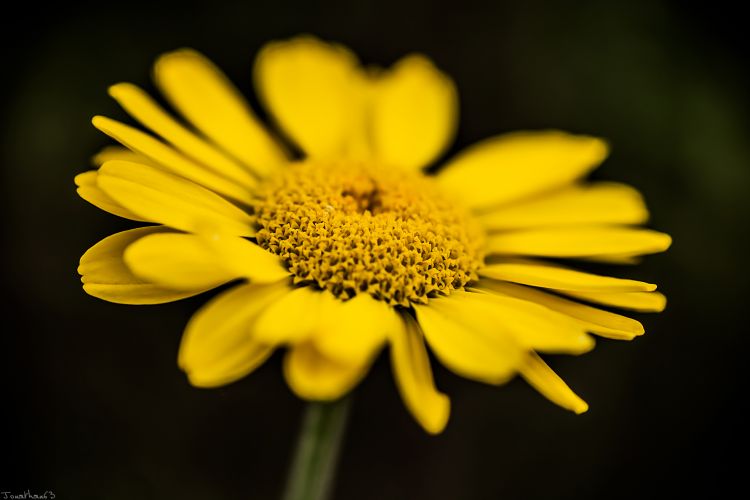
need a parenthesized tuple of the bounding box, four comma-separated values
(252, 161, 484, 306)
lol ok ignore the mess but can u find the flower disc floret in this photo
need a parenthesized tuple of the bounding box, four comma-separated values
(253, 161, 485, 306)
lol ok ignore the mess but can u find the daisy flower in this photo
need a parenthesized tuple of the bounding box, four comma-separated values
(76, 35, 671, 436)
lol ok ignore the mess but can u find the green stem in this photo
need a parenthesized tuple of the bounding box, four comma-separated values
(282, 396, 352, 500)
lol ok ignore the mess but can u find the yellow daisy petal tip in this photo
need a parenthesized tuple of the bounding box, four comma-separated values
(643, 231, 673, 254)
(533, 130, 610, 162)
(266, 33, 319, 48)
(154, 47, 202, 66)
(73, 171, 94, 187)
(573, 132, 608, 167)
(183, 369, 240, 389)
(399, 52, 435, 67)
(635, 322, 646, 335)
(107, 82, 153, 105)
(662, 233, 673, 251)
(152, 49, 206, 80)
(657, 294, 668, 312)
(107, 82, 129, 98)
(575, 132, 609, 161)
(391, 52, 452, 83)
(593, 136, 610, 159)
(618, 330, 644, 341)
(91, 115, 110, 131)
(566, 132, 609, 164)
(282, 366, 348, 403)
(282, 342, 373, 402)
(183, 370, 213, 388)
(259, 34, 353, 58)
(573, 400, 589, 415)
(422, 395, 451, 435)
(578, 335, 596, 354)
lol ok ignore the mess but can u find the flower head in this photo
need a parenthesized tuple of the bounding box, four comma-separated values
(76, 36, 671, 434)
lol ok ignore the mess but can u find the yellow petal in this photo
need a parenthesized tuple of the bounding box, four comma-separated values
(108, 83, 259, 191)
(437, 131, 609, 210)
(519, 352, 588, 414)
(154, 49, 287, 177)
(125, 234, 233, 290)
(486, 226, 672, 258)
(414, 295, 524, 384)
(179, 281, 290, 387)
(284, 342, 370, 401)
(205, 234, 290, 282)
(254, 36, 365, 159)
(313, 293, 395, 365)
(124, 233, 288, 290)
(92, 115, 254, 204)
(562, 290, 667, 312)
(479, 182, 649, 231)
(371, 54, 458, 170)
(252, 286, 323, 344)
(97, 160, 254, 237)
(478, 280, 644, 340)
(479, 258, 656, 292)
(390, 313, 450, 434)
(75, 170, 149, 221)
(78, 227, 208, 304)
(92, 145, 151, 166)
(450, 290, 594, 354)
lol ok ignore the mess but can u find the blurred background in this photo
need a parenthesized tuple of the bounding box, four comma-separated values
(1, 0, 748, 498)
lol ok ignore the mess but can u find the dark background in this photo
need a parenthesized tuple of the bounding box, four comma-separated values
(2, 1, 748, 498)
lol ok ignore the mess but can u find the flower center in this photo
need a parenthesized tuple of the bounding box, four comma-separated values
(252, 161, 484, 306)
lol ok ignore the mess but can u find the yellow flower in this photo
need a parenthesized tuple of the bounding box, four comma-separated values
(76, 36, 671, 434)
